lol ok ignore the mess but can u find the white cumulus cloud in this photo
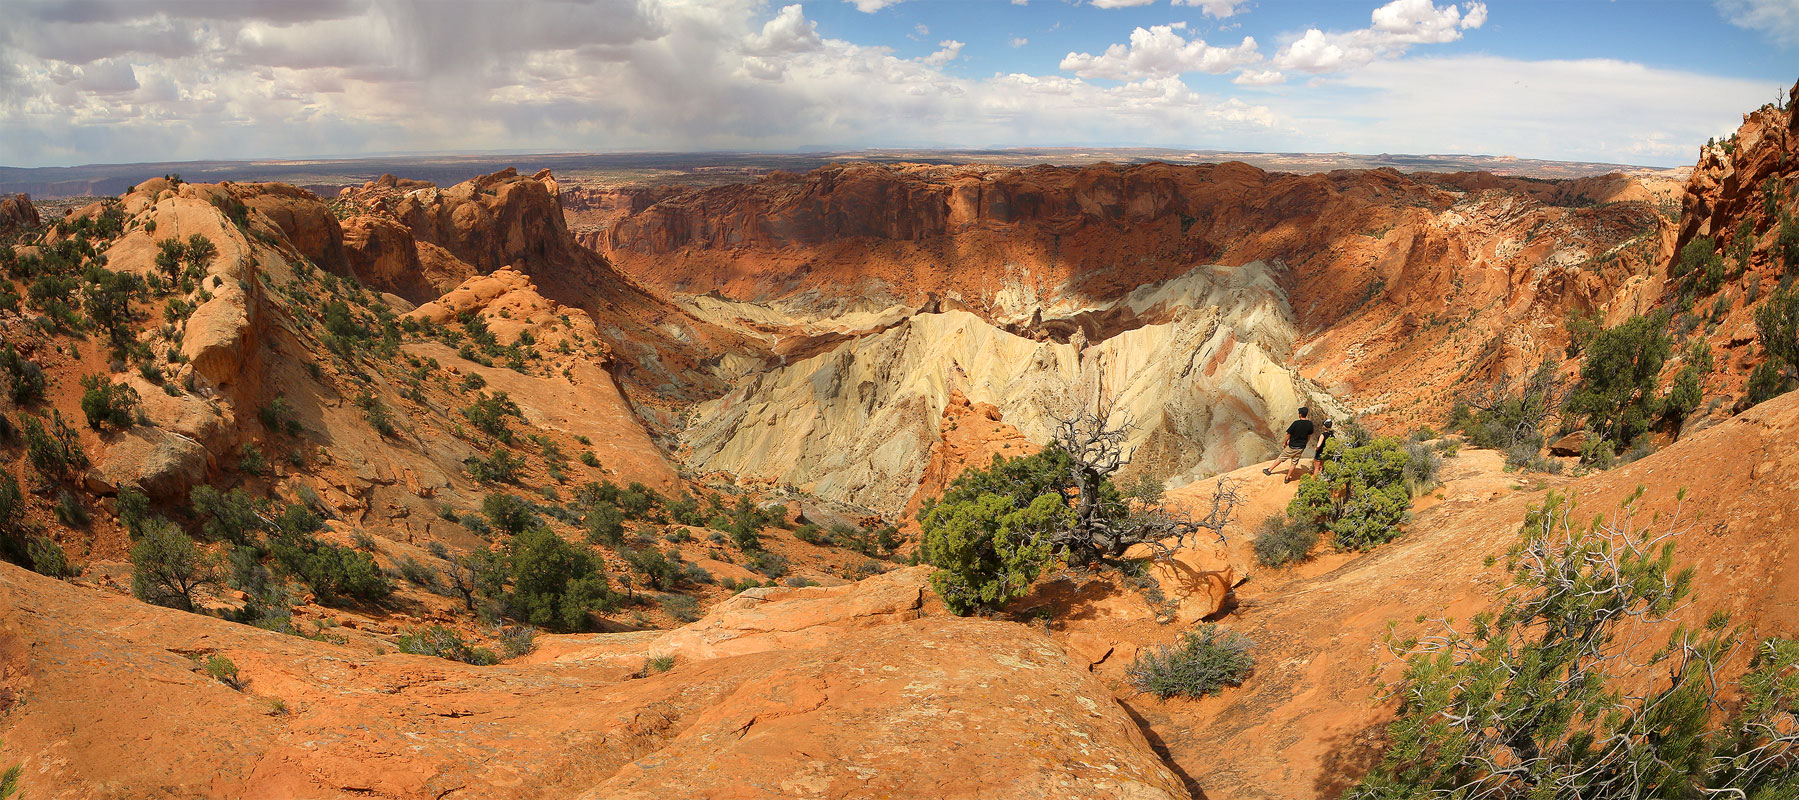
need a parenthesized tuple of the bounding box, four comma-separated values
(1173, 0, 1249, 18)
(1274, 0, 1485, 73)
(1716, 0, 1799, 45)
(847, 0, 908, 12)
(922, 40, 965, 67)
(1061, 24, 1261, 80)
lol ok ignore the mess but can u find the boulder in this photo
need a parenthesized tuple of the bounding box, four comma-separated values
(1548, 430, 1590, 457)
(90, 428, 210, 501)
(180, 285, 252, 388)
(0, 193, 41, 235)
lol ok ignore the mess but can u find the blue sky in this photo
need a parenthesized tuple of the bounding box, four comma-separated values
(810, 1, 1791, 85)
(0, 0, 1794, 168)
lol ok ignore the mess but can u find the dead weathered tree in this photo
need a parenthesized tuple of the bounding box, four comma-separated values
(1045, 392, 1243, 563)
(1454, 359, 1571, 450)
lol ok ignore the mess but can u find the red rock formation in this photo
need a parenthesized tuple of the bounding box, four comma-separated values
(1658, 79, 1799, 418)
(0, 193, 39, 236)
(603, 161, 1676, 431)
(339, 168, 768, 403)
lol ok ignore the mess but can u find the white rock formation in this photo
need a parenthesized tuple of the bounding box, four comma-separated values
(681, 261, 1344, 514)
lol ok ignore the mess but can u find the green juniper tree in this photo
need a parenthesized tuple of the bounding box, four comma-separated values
(1350, 490, 1798, 800)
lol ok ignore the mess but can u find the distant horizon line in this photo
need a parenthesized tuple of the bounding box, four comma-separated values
(0, 145, 1677, 174)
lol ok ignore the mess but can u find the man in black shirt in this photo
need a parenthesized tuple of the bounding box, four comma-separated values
(1264, 407, 1315, 476)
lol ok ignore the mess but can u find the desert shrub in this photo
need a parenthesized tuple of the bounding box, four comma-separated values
(794, 523, 825, 545)
(482, 493, 538, 536)
(203, 654, 242, 689)
(1660, 340, 1713, 428)
(82, 267, 145, 352)
(1744, 360, 1789, 407)
(322, 299, 363, 340)
(237, 443, 268, 476)
(498, 625, 536, 658)
(269, 534, 391, 605)
(1670, 236, 1726, 296)
(581, 499, 626, 546)
(183, 234, 216, 274)
(356, 392, 397, 437)
(27, 273, 81, 329)
(21, 411, 88, 479)
(1288, 437, 1412, 551)
(190, 486, 264, 545)
(645, 654, 675, 674)
(624, 546, 681, 591)
(1578, 435, 1617, 469)
(131, 521, 219, 611)
(1346, 492, 1799, 799)
(1755, 286, 1799, 385)
(1565, 313, 1672, 447)
(1400, 441, 1441, 496)
(618, 482, 662, 519)
(506, 527, 616, 631)
(1449, 360, 1562, 452)
(1778, 212, 1799, 275)
(1505, 441, 1564, 474)
(397, 625, 498, 665)
(462, 391, 521, 443)
(0, 345, 44, 406)
(0, 474, 24, 542)
(273, 501, 323, 540)
(78, 375, 140, 430)
(115, 488, 155, 538)
(1252, 514, 1319, 568)
(660, 593, 700, 623)
(914, 446, 1080, 614)
(27, 536, 76, 578)
(1125, 624, 1255, 699)
(746, 549, 789, 580)
(52, 489, 87, 527)
(464, 450, 521, 484)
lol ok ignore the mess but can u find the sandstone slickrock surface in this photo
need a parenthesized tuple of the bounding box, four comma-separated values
(0, 564, 1188, 799)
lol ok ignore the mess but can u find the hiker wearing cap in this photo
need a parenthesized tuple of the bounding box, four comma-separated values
(1310, 418, 1336, 478)
(1264, 407, 1314, 477)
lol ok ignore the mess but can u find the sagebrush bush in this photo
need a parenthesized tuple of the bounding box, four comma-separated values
(27, 536, 76, 578)
(397, 625, 498, 665)
(498, 625, 536, 659)
(1253, 515, 1319, 568)
(660, 593, 700, 623)
(1125, 624, 1255, 699)
(1401, 441, 1441, 496)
